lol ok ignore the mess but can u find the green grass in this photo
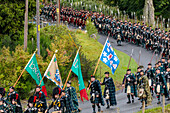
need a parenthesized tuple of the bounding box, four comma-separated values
(72, 30, 138, 91)
(137, 104, 170, 113)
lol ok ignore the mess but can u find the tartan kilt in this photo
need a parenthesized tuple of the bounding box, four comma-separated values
(90, 95, 100, 104)
(125, 85, 134, 94)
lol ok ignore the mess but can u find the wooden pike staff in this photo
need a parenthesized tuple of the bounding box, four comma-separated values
(149, 51, 155, 64)
(13, 49, 38, 87)
(88, 34, 110, 89)
(121, 49, 134, 92)
(138, 50, 141, 66)
(63, 46, 81, 90)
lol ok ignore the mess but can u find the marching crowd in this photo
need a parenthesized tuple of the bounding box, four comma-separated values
(0, 58, 170, 113)
(0, 3, 170, 113)
(40, 4, 169, 58)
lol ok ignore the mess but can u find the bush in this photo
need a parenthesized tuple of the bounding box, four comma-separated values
(86, 18, 98, 38)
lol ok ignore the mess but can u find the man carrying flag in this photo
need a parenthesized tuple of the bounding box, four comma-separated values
(25, 52, 47, 109)
(99, 38, 119, 109)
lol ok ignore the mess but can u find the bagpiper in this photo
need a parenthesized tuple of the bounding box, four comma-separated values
(87, 75, 105, 113)
(154, 68, 169, 104)
(165, 67, 170, 100)
(24, 96, 38, 113)
(138, 70, 152, 109)
(0, 98, 9, 113)
(6, 86, 22, 113)
(100, 72, 117, 109)
(122, 69, 137, 104)
(34, 86, 47, 110)
(65, 81, 79, 112)
(60, 89, 75, 113)
(46, 87, 62, 113)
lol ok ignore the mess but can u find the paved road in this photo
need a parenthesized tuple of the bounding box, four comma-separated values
(30, 22, 169, 113)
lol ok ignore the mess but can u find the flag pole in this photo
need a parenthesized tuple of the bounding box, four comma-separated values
(93, 33, 110, 76)
(63, 46, 81, 90)
(68, 33, 78, 49)
(13, 49, 38, 87)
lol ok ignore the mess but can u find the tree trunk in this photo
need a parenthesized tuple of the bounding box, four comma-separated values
(24, 0, 28, 51)
(143, 0, 155, 27)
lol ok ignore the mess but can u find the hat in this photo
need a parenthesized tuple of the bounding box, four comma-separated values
(161, 57, 165, 59)
(140, 70, 144, 73)
(104, 72, 109, 74)
(127, 69, 131, 71)
(0, 87, 5, 97)
(158, 61, 162, 63)
(53, 87, 62, 99)
(9, 86, 15, 90)
(67, 81, 71, 84)
(137, 67, 141, 69)
(36, 86, 41, 89)
(148, 63, 152, 66)
(28, 96, 35, 103)
(91, 75, 95, 78)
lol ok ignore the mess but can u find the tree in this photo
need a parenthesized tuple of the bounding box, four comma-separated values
(0, 0, 36, 51)
(143, 0, 155, 27)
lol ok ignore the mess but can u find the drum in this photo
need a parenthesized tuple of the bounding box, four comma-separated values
(138, 88, 144, 97)
(149, 79, 152, 86)
(157, 84, 160, 93)
(127, 85, 131, 94)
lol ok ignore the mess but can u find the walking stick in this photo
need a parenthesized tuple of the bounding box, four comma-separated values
(162, 95, 165, 113)
(142, 101, 145, 113)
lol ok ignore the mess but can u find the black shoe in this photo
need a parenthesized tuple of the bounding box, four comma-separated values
(157, 101, 161, 104)
(132, 99, 134, 103)
(127, 101, 131, 104)
(98, 107, 101, 112)
(166, 98, 170, 101)
(106, 105, 110, 109)
(140, 106, 143, 109)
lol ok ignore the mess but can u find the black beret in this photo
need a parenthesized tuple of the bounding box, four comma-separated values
(104, 72, 109, 74)
(148, 63, 152, 66)
(140, 70, 144, 73)
(127, 69, 131, 71)
(9, 86, 15, 90)
(67, 81, 71, 84)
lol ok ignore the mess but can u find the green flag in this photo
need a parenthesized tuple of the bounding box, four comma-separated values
(25, 53, 47, 96)
(71, 51, 88, 101)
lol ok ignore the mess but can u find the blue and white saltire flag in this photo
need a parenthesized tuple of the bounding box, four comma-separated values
(100, 38, 120, 74)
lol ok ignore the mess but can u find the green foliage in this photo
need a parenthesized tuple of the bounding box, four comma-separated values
(86, 18, 98, 38)
(0, 0, 36, 51)
(137, 104, 170, 113)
